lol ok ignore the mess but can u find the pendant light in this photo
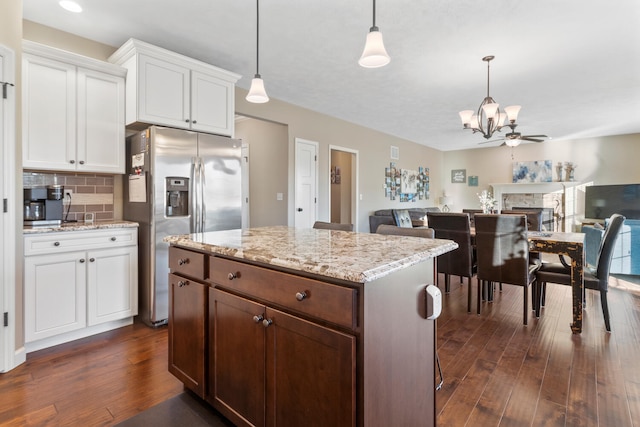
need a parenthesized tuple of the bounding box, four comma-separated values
(246, 0, 269, 103)
(358, 0, 390, 68)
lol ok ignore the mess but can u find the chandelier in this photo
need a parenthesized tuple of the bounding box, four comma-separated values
(458, 56, 521, 140)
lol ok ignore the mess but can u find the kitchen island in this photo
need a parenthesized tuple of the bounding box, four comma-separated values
(164, 226, 457, 427)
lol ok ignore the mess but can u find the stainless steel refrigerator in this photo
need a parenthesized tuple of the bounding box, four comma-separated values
(123, 126, 242, 326)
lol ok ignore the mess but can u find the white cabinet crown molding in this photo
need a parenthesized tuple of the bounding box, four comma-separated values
(22, 40, 126, 77)
(108, 38, 241, 83)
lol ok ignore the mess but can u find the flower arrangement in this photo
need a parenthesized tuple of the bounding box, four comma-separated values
(478, 190, 496, 214)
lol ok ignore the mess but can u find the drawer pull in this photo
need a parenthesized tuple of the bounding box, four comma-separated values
(252, 314, 264, 323)
(178, 280, 188, 287)
(89, 258, 95, 262)
(110, 237, 117, 241)
(262, 318, 273, 328)
(295, 291, 307, 301)
(178, 258, 189, 266)
(228, 272, 239, 280)
(54, 241, 61, 246)
(79, 258, 85, 263)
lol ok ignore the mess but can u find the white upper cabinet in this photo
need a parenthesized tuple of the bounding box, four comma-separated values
(22, 41, 126, 173)
(109, 39, 240, 137)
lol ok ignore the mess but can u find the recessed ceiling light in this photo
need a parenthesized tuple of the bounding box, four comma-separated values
(59, 1, 82, 13)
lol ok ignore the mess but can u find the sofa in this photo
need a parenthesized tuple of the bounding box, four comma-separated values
(368, 207, 441, 233)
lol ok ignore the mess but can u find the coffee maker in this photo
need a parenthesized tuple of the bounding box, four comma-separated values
(23, 185, 65, 227)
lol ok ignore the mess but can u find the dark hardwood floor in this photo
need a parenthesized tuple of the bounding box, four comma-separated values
(1, 274, 639, 426)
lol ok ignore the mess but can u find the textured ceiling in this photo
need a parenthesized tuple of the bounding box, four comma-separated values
(23, 0, 640, 151)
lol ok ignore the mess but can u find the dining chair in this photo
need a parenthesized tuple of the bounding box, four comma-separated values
(500, 209, 543, 266)
(536, 213, 625, 331)
(312, 221, 354, 231)
(462, 209, 483, 227)
(474, 214, 540, 325)
(375, 224, 434, 238)
(426, 212, 476, 313)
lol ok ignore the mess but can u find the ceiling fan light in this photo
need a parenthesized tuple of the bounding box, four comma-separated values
(469, 115, 480, 130)
(358, 30, 390, 68)
(246, 75, 269, 103)
(505, 138, 521, 147)
(504, 105, 521, 122)
(459, 110, 474, 127)
(59, 0, 82, 13)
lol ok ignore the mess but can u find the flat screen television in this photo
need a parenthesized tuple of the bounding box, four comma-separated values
(584, 184, 640, 220)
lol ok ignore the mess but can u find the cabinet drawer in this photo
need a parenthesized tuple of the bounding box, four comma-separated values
(24, 228, 137, 256)
(169, 247, 206, 281)
(209, 257, 357, 329)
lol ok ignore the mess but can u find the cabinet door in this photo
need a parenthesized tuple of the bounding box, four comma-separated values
(77, 67, 125, 173)
(24, 252, 87, 342)
(22, 54, 76, 171)
(265, 307, 356, 427)
(191, 70, 234, 136)
(209, 288, 266, 427)
(86, 246, 137, 326)
(138, 54, 190, 129)
(169, 273, 207, 397)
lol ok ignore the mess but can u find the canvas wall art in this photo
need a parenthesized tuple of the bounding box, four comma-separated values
(512, 160, 553, 183)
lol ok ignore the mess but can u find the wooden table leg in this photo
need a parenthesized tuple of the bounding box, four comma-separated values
(569, 246, 584, 334)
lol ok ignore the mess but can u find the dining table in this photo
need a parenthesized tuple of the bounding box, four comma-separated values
(469, 226, 586, 333)
(527, 231, 585, 334)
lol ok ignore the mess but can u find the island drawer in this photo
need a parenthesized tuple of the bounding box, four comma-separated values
(209, 256, 357, 329)
(169, 247, 206, 281)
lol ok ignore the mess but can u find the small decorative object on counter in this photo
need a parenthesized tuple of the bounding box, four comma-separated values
(478, 190, 496, 214)
(564, 162, 577, 182)
(555, 162, 564, 182)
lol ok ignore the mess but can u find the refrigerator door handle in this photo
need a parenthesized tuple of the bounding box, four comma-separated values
(190, 158, 198, 233)
(198, 157, 206, 233)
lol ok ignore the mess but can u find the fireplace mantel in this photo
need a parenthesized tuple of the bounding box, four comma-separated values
(490, 182, 584, 231)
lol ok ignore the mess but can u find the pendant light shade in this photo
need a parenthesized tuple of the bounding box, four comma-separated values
(246, 0, 269, 103)
(359, 0, 390, 68)
(246, 75, 269, 103)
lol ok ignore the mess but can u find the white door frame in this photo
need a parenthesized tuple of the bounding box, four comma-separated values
(241, 142, 250, 229)
(1, 44, 18, 372)
(294, 138, 318, 228)
(329, 145, 359, 231)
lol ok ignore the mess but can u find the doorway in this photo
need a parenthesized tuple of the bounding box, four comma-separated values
(329, 146, 358, 229)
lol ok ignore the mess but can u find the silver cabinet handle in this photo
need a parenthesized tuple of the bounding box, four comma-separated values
(228, 272, 238, 280)
(79, 259, 85, 263)
(295, 291, 307, 301)
(253, 314, 264, 323)
(89, 258, 95, 262)
(262, 318, 273, 328)
(178, 280, 188, 287)
(178, 258, 189, 266)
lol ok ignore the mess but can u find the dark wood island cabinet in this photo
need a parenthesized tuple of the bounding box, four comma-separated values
(165, 226, 457, 427)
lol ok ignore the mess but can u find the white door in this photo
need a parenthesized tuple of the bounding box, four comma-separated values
(1, 44, 17, 372)
(294, 138, 318, 228)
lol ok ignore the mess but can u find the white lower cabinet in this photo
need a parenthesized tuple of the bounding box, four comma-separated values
(24, 227, 138, 351)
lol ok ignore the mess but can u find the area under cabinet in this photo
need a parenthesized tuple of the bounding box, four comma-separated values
(24, 225, 138, 352)
(166, 226, 457, 427)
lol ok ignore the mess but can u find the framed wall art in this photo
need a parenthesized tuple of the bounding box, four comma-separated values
(451, 169, 466, 183)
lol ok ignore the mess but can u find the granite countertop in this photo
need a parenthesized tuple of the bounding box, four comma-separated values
(164, 226, 458, 283)
(23, 220, 139, 234)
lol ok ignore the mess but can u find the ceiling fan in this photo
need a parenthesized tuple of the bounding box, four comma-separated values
(479, 128, 549, 147)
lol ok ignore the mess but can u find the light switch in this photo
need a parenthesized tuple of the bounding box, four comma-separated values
(276, 192, 283, 201)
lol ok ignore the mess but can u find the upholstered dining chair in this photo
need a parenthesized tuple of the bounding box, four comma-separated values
(462, 209, 483, 227)
(312, 221, 354, 231)
(500, 209, 544, 267)
(536, 213, 625, 331)
(474, 214, 540, 325)
(426, 212, 476, 312)
(375, 224, 434, 238)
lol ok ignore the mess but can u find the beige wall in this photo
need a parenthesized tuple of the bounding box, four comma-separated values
(441, 133, 640, 215)
(235, 117, 289, 227)
(236, 93, 445, 232)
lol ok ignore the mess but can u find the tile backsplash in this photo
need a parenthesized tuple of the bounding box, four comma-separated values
(23, 171, 115, 222)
